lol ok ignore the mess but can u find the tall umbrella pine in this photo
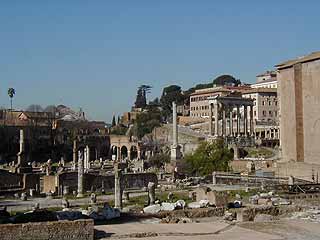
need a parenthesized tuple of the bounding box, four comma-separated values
(7, 88, 15, 110)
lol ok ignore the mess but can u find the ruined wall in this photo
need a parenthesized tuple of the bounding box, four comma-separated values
(0, 219, 94, 240)
(43, 175, 57, 193)
(53, 172, 158, 193)
(0, 170, 23, 190)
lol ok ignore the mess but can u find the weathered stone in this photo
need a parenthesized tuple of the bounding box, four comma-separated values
(20, 192, 27, 201)
(82, 203, 120, 221)
(174, 200, 186, 209)
(161, 202, 175, 211)
(148, 182, 156, 205)
(199, 199, 210, 208)
(62, 198, 70, 209)
(90, 193, 97, 204)
(143, 204, 161, 214)
(187, 202, 201, 209)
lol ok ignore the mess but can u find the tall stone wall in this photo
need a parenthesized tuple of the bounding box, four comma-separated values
(278, 59, 320, 165)
(0, 219, 94, 240)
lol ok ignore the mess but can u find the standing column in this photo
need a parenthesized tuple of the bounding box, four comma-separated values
(114, 164, 123, 209)
(250, 105, 254, 136)
(236, 105, 240, 136)
(77, 149, 84, 198)
(209, 103, 213, 135)
(214, 101, 219, 137)
(86, 145, 90, 169)
(17, 129, 25, 166)
(222, 106, 226, 137)
(229, 107, 233, 136)
(84, 147, 87, 170)
(172, 102, 178, 147)
(244, 105, 248, 136)
(72, 140, 77, 170)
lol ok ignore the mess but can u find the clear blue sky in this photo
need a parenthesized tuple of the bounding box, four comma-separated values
(0, 1, 319, 122)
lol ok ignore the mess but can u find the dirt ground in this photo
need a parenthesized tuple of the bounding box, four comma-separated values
(95, 218, 320, 240)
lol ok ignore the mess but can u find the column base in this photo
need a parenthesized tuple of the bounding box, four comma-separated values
(77, 193, 84, 198)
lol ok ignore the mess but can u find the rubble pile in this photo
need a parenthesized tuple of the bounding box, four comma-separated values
(249, 192, 291, 206)
(290, 208, 320, 223)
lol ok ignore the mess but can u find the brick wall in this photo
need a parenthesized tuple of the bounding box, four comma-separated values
(0, 219, 94, 240)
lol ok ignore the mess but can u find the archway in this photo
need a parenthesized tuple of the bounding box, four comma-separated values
(111, 145, 118, 160)
(130, 145, 138, 160)
(120, 146, 128, 161)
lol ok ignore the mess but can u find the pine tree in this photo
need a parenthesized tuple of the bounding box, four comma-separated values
(112, 115, 116, 127)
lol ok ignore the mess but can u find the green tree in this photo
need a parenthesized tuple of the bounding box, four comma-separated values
(135, 85, 152, 109)
(7, 88, 16, 110)
(131, 108, 161, 139)
(212, 74, 241, 86)
(185, 140, 233, 176)
(112, 115, 116, 127)
(149, 153, 170, 168)
(160, 85, 184, 120)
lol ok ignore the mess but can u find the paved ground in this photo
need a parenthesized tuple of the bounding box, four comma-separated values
(95, 219, 320, 240)
(95, 221, 280, 240)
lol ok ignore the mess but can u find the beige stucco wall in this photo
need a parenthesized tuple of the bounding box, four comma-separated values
(278, 67, 297, 162)
(278, 59, 320, 167)
(301, 59, 320, 164)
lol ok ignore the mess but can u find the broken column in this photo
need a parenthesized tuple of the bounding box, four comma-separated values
(114, 164, 123, 209)
(148, 182, 156, 205)
(77, 149, 84, 198)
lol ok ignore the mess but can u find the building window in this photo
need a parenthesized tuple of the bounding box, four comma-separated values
(262, 110, 266, 117)
(254, 111, 256, 116)
(269, 111, 272, 116)
(268, 101, 271, 106)
(262, 101, 265, 106)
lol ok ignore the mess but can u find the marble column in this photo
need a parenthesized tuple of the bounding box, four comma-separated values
(214, 101, 219, 137)
(209, 103, 213, 135)
(114, 164, 122, 209)
(250, 105, 254, 136)
(77, 149, 84, 198)
(229, 107, 233, 136)
(172, 102, 178, 146)
(222, 106, 226, 137)
(17, 129, 25, 166)
(86, 145, 90, 170)
(236, 105, 240, 136)
(244, 105, 248, 136)
(72, 140, 77, 170)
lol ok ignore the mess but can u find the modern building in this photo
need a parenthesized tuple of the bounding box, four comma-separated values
(276, 51, 320, 181)
(242, 88, 278, 123)
(251, 71, 277, 89)
(189, 86, 251, 118)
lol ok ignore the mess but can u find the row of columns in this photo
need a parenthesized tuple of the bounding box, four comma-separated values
(209, 101, 254, 137)
(255, 128, 280, 140)
(113, 146, 141, 161)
